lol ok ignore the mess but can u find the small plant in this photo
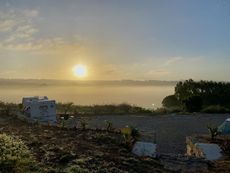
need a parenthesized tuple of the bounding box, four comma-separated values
(63, 164, 89, 173)
(80, 118, 88, 130)
(130, 126, 140, 142)
(207, 124, 220, 141)
(104, 120, 114, 132)
(121, 126, 140, 149)
(0, 102, 18, 116)
(0, 133, 35, 173)
(202, 105, 229, 113)
(60, 116, 65, 128)
(221, 141, 230, 155)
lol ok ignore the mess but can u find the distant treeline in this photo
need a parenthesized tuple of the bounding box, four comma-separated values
(0, 101, 152, 116)
(0, 78, 176, 87)
(57, 103, 152, 116)
(162, 79, 230, 113)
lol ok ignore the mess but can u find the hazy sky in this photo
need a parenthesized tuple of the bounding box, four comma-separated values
(0, 0, 230, 81)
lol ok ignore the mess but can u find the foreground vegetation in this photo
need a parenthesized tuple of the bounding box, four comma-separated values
(0, 114, 171, 173)
(1, 112, 230, 172)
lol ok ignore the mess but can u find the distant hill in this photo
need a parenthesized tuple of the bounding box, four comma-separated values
(0, 79, 177, 87)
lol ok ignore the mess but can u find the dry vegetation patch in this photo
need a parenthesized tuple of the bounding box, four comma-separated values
(0, 116, 170, 173)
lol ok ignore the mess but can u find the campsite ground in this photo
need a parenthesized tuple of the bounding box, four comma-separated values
(0, 113, 230, 172)
(86, 113, 230, 154)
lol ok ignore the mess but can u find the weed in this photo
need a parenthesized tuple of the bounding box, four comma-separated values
(80, 118, 88, 130)
(121, 126, 140, 149)
(207, 124, 220, 141)
(104, 120, 114, 132)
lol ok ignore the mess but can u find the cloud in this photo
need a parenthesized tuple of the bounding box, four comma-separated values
(0, 8, 82, 52)
(0, 9, 38, 32)
(147, 69, 169, 76)
(163, 57, 184, 66)
(0, 8, 38, 47)
(0, 19, 15, 32)
(4, 24, 38, 43)
(21, 9, 38, 18)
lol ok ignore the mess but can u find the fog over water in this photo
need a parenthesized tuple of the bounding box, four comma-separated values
(0, 80, 175, 108)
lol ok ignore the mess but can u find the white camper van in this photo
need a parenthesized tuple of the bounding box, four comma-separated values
(22, 96, 57, 124)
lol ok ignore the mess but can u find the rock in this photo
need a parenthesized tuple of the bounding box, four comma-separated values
(132, 141, 157, 158)
(195, 143, 222, 161)
(186, 136, 223, 160)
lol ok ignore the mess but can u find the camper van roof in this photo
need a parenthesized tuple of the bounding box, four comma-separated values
(23, 96, 48, 100)
(37, 99, 55, 103)
(23, 96, 39, 99)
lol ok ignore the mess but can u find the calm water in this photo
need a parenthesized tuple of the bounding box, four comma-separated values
(0, 85, 174, 108)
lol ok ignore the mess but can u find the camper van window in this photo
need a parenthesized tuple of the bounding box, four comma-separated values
(39, 105, 48, 111)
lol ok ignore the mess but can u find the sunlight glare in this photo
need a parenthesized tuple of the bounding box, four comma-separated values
(73, 64, 87, 78)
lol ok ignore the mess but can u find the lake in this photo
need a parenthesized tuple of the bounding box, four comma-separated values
(0, 85, 174, 108)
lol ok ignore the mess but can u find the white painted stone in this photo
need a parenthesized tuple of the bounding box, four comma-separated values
(132, 141, 157, 158)
(195, 143, 222, 161)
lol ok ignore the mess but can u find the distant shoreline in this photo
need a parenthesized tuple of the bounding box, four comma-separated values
(0, 78, 177, 87)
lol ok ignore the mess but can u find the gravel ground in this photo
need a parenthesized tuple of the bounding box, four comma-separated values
(87, 114, 230, 154)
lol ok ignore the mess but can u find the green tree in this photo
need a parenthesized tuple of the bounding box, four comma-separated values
(183, 96, 202, 112)
(172, 79, 230, 112)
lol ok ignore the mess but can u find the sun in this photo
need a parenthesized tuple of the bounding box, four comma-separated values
(73, 64, 87, 78)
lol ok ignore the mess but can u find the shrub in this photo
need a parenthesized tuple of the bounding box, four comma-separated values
(155, 106, 183, 114)
(201, 105, 229, 113)
(221, 141, 230, 155)
(0, 102, 18, 116)
(183, 96, 202, 112)
(121, 126, 140, 149)
(162, 95, 181, 108)
(154, 107, 168, 114)
(207, 124, 220, 141)
(104, 120, 114, 132)
(0, 133, 35, 173)
(80, 118, 88, 130)
(167, 106, 183, 113)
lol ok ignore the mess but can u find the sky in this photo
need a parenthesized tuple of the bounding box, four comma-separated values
(0, 0, 230, 81)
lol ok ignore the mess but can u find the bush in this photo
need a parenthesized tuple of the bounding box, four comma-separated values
(80, 118, 88, 130)
(201, 105, 229, 113)
(207, 124, 220, 141)
(0, 101, 18, 116)
(121, 126, 140, 149)
(104, 120, 114, 132)
(162, 95, 181, 108)
(167, 106, 183, 113)
(154, 106, 183, 114)
(221, 141, 230, 155)
(154, 107, 168, 114)
(0, 133, 35, 173)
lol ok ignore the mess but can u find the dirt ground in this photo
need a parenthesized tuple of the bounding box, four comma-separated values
(0, 114, 172, 173)
(86, 113, 230, 154)
(0, 113, 230, 173)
